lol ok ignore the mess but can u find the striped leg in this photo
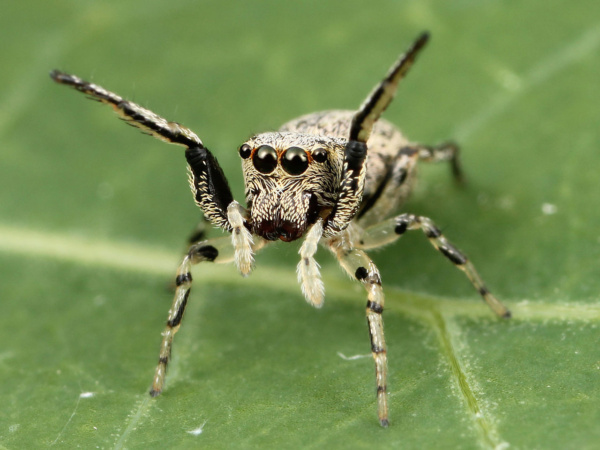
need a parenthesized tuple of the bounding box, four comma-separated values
(330, 245, 389, 427)
(358, 213, 511, 318)
(150, 235, 262, 397)
(323, 32, 430, 237)
(50, 70, 202, 148)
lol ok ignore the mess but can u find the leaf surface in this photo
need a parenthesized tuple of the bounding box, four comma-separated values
(0, 1, 599, 448)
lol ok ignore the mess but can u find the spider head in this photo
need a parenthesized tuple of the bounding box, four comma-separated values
(239, 132, 346, 242)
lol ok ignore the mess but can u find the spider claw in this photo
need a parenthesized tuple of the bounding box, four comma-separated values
(149, 388, 162, 397)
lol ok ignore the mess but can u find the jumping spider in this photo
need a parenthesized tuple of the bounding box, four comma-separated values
(51, 32, 510, 427)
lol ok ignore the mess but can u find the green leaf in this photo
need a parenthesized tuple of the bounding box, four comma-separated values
(1, 1, 599, 448)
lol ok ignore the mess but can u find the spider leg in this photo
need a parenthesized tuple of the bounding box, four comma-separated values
(297, 219, 325, 308)
(416, 141, 464, 184)
(358, 214, 511, 318)
(150, 234, 266, 396)
(358, 140, 463, 229)
(323, 33, 429, 237)
(150, 236, 232, 397)
(51, 71, 239, 233)
(50, 70, 202, 148)
(227, 201, 255, 276)
(187, 217, 210, 245)
(356, 146, 419, 228)
(328, 240, 389, 427)
(349, 32, 429, 144)
(188, 201, 256, 276)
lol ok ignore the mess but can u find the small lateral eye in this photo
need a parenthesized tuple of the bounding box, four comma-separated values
(239, 143, 252, 159)
(312, 148, 327, 163)
(282, 147, 309, 175)
(253, 145, 278, 174)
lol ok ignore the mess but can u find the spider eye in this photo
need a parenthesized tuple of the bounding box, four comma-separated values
(239, 143, 252, 159)
(312, 148, 328, 163)
(282, 147, 309, 175)
(253, 145, 278, 174)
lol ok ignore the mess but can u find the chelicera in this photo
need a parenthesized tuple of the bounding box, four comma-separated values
(51, 32, 510, 427)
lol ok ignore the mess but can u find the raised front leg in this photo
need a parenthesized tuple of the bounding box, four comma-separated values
(358, 213, 511, 318)
(323, 33, 430, 237)
(51, 71, 237, 232)
(50, 71, 203, 148)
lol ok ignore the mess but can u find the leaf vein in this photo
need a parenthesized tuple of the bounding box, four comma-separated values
(431, 310, 508, 450)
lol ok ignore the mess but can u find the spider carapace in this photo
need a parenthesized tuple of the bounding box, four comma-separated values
(51, 32, 510, 427)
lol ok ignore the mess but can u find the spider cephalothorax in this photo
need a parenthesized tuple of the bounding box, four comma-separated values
(240, 132, 346, 241)
(51, 32, 510, 428)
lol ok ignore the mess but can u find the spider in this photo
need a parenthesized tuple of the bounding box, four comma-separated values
(51, 32, 510, 427)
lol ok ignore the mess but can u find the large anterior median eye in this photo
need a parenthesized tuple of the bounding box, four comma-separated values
(253, 145, 278, 174)
(282, 147, 309, 175)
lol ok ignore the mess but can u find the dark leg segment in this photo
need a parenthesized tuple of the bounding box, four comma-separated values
(358, 214, 511, 318)
(187, 219, 209, 245)
(186, 147, 235, 231)
(50, 71, 237, 233)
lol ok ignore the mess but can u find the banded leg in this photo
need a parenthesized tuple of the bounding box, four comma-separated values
(51, 71, 237, 232)
(150, 235, 264, 396)
(349, 32, 429, 144)
(358, 214, 511, 318)
(416, 141, 464, 184)
(323, 32, 430, 237)
(50, 71, 202, 148)
(330, 244, 389, 427)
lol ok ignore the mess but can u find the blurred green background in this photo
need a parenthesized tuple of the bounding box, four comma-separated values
(1, 1, 599, 448)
